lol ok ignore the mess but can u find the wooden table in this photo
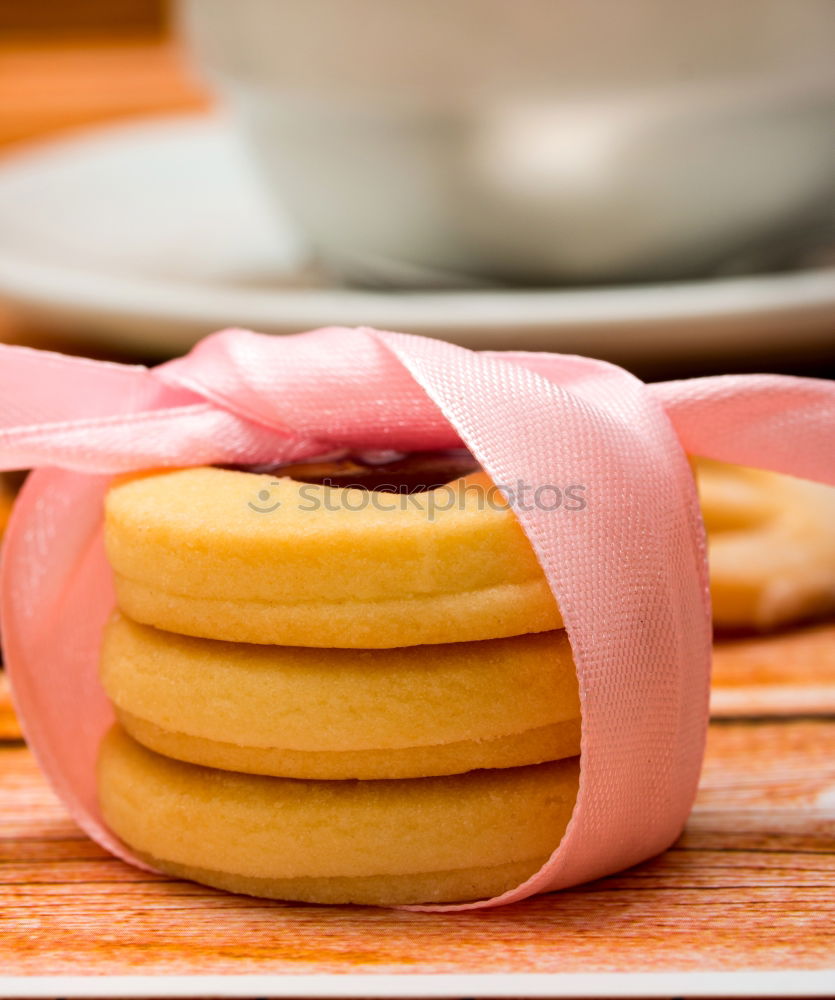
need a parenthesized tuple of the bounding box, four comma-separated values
(1, 715, 833, 995)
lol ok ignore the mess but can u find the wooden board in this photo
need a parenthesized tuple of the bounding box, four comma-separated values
(1, 718, 833, 992)
(711, 622, 835, 717)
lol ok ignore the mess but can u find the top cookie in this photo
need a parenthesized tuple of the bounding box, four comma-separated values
(104, 464, 562, 647)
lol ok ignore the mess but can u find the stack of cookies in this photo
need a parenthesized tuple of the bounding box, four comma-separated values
(98, 453, 581, 905)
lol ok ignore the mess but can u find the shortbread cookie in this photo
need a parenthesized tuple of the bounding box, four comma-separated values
(101, 614, 580, 779)
(98, 726, 579, 905)
(695, 458, 835, 630)
(105, 465, 561, 647)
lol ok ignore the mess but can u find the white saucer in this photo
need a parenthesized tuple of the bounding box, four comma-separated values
(0, 113, 833, 361)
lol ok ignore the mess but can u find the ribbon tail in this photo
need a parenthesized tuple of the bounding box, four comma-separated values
(650, 374, 835, 485)
(0, 344, 157, 425)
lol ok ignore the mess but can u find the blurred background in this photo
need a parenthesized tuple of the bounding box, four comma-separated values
(0, 0, 833, 382)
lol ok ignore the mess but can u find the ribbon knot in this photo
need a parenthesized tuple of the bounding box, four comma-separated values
(0, 327, 468, 473)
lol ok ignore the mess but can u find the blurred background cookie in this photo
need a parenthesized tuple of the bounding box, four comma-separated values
(695, 458, 835, 715)
(696, 457, 835, 631)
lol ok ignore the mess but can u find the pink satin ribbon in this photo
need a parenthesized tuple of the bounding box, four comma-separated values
(1, 327, 833, 911)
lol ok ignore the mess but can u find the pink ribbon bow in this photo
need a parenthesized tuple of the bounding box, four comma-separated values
(1, 326, 833, 911)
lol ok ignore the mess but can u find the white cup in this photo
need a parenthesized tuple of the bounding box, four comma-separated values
(182, 0, 835, 286)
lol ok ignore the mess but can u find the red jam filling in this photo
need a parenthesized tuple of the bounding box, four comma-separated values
(225, 450, 480, 494)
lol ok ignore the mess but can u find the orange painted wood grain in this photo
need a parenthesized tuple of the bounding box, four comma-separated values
(0, 674, 20, 742)
(1, 719, 833, 976)
(711, 622, 835, 716)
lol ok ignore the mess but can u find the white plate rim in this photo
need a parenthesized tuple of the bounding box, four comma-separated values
(0, 114, 832, 354)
